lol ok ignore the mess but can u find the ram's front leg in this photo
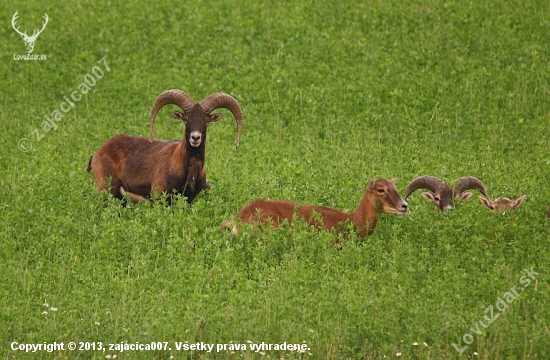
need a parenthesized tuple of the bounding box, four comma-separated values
(120, 187, 150, 203)
(183, 167, 211, 204)
(148, 180, 170, 204)
(199, 166, 212, 189)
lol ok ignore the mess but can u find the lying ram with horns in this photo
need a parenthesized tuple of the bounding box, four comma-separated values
(403, 175, 488, 212)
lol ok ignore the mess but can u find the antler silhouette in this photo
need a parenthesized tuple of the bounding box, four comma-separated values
(11, 11, 49, 54)
(11, 11, 27, 38)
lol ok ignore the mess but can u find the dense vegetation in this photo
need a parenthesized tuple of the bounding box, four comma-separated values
(1, 0, 549, 358)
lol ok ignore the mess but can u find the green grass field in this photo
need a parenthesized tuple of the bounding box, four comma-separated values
(1, 0, 549, 358)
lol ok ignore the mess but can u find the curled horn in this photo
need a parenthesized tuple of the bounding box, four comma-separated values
(200, 93, 243, 148)
(149, 90, 196, 141)
(453, 176, 488, 197)
(403, 175, 445, 199)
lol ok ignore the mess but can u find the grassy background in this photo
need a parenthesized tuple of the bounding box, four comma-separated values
(1, 0, 549, 358)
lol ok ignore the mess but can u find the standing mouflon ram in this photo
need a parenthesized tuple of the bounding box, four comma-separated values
(87, 89, 243, 204)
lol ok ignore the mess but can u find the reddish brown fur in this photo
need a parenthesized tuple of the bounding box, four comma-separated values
(88, 132, 209, 204)
(88, 105, 215, 204)
(221, 178, 408, 237)
(88, 89, 242, 205)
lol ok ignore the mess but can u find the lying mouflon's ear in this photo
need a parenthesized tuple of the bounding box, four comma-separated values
(478, 196, 494, 210)
(513, 195, 526, 209)
(421, 192, 436, 202)
(367, 178, 375, 189)
(457, 191, 473, 202)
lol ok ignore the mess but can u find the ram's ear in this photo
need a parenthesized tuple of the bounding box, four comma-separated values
(172, 111, 187, 122)
(389, 177, 398, 184)
(208, 113, 223, 123)
(478, 196, 494, 210)
(513, 195, 526, 209)
(458, 191, 473, 202)
(421, 192, 435, 202)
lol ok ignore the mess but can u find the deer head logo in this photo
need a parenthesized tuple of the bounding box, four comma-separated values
(11, 11, 49, 54)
